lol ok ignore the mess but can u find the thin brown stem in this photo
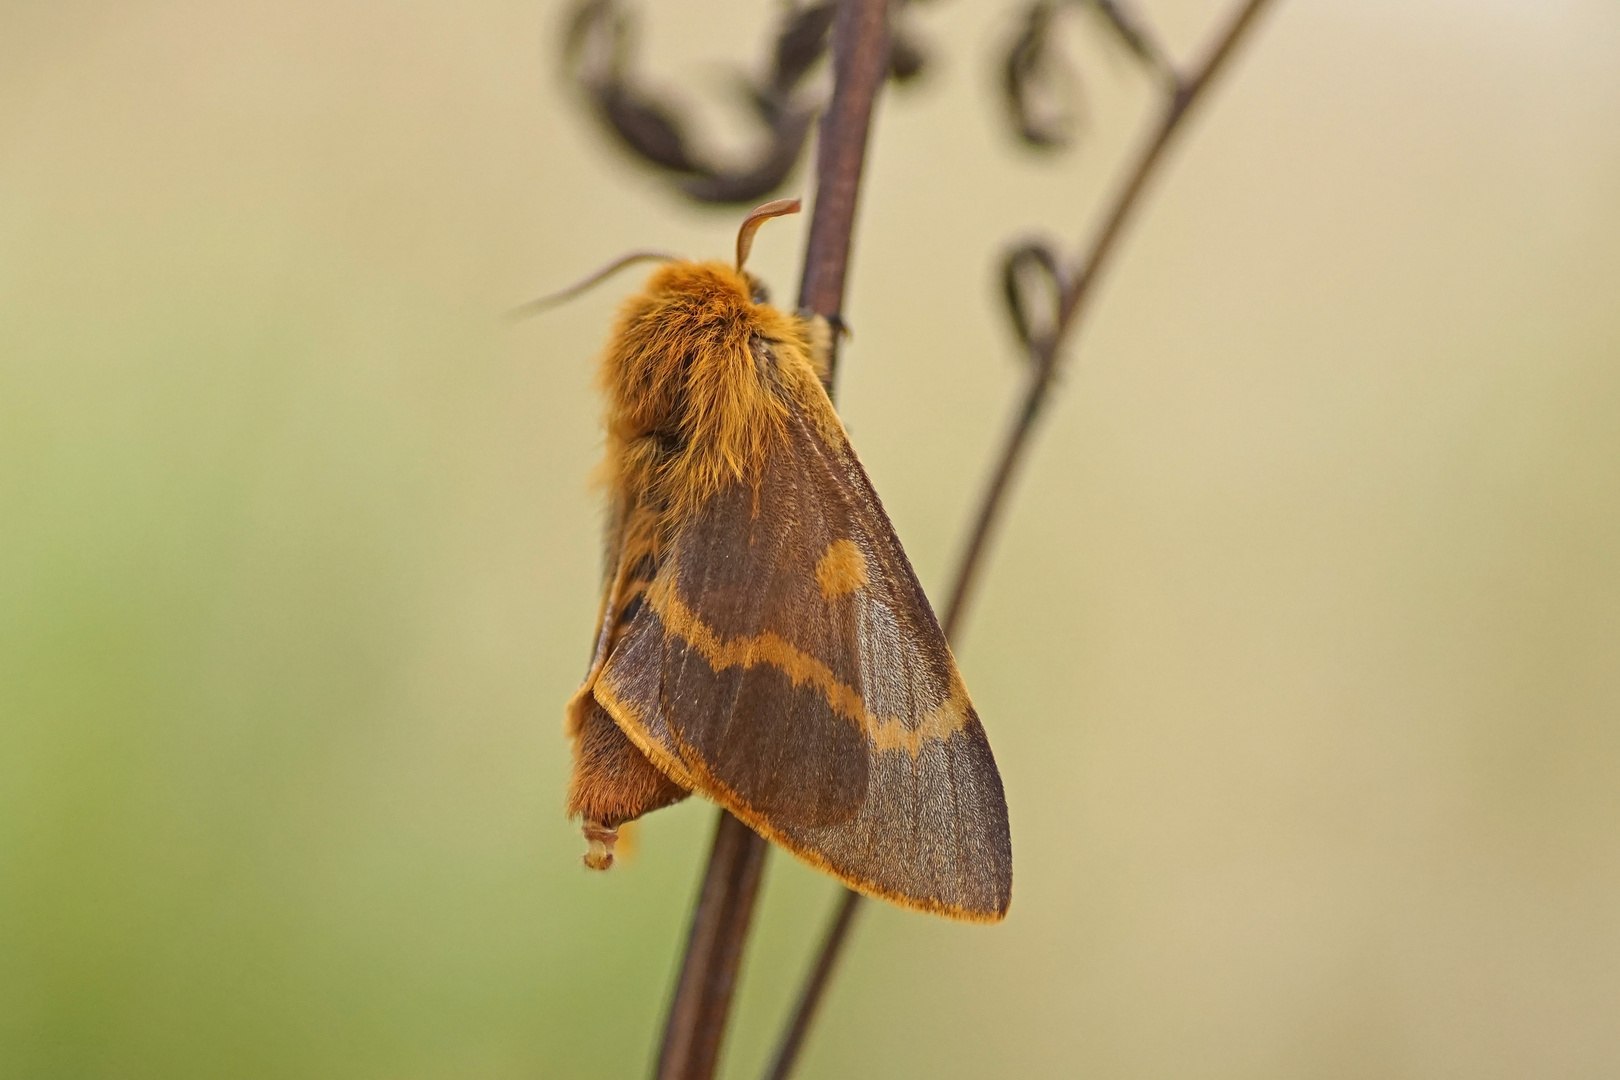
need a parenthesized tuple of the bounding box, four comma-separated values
(763, 2, 1278, 1077)
(656, 813, 771, 1080)
(947, 0, 1277, 643)
(651, 2, 892, 1078)
(799, 0, 892, 379)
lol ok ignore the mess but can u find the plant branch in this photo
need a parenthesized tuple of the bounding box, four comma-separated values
(763, 1, 1278, 1076)
(947, 0, 1275, 637)
(652, 2, 892, 1078)
(656, 812, 771, 1080)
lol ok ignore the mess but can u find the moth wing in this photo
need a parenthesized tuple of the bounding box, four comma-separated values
(597, 395, 1012, 921)
(596, 453, 872, 829)
(568, 490, 658, 744)
(567, 493, 694, 830)
(564, 491, 627, 743)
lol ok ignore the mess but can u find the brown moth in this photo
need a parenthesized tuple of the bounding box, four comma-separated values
(564, 199, 1012, 922)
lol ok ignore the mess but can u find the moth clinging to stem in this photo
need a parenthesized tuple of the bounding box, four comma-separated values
(560, 198, 1012, 921)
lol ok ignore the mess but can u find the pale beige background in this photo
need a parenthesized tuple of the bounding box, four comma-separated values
(3, 1, 1618, 1078)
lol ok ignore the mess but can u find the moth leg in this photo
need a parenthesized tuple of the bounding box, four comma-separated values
(566, 698, 690, 869)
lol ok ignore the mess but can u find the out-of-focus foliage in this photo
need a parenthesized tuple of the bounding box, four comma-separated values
(1000, 0, 1170, 150)
(563, 0, 933, 205)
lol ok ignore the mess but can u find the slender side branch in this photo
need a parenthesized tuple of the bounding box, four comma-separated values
(764, 1, 1278, 1076)
(652, 3, 892, 1079)
(947, 0, 1275, 636)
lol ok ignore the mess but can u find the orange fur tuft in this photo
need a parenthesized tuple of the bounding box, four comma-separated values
(596, 261, 824, 531)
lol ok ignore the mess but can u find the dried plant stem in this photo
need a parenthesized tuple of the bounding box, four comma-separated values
(651, 2, 891, 1079)
(798, 0, 893, 374)
(656, 812, 771, 1080)
(948, 0, 1277, 633)
(763, 2, 1279, 1077)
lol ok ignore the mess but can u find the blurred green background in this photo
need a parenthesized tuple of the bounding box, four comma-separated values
(3, 0, 1618, 1077)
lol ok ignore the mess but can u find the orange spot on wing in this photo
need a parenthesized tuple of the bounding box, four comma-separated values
(814, 539, 869, 600)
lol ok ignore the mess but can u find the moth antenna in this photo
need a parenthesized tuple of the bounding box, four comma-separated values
(507, 250, 681, 320)
(581, 819, 619, 871)
(734, 197, 802, 271)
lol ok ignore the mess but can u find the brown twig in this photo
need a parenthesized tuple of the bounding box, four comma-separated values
(651, 2, 892, 1078)
(948, 0, 1276, 638)
(762, 1, 1278, 1076)
(656, 812, 771, 1080)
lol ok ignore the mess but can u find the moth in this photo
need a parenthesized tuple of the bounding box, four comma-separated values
(562, 199, 1012, 922)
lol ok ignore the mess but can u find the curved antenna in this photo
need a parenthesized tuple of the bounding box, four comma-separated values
(734, 198, 802, 271)
(507, 250, 680, 320)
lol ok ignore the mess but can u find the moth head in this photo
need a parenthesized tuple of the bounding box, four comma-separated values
(733, 196, 800, 306)
(511, 197, 799, 318)
(598, 199, 811, 523)
(640, 197, 804, 349)
(508, 250, 681, 320)
(733, 196, 801, 277)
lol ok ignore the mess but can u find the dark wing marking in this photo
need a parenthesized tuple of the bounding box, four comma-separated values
(598, 394, 1012, 921)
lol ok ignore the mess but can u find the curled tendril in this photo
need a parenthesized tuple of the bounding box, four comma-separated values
(1001, 240, 1067, 360)
(1000, 0, 1171, 151)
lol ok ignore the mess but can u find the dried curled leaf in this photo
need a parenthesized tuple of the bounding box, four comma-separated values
(561, 0, 935, 205)
(566, 0, 703, 175)
(595, 84, 703, 174)
(1002, 1, 1077, 149)
(560, 0, 829, 205)
(680, 108, 816, 204)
